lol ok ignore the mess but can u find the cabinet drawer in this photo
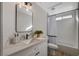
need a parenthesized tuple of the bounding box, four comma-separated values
(10, 45, 37, 56)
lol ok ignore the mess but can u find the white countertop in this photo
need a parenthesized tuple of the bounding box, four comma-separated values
(3, 38, 47, 56)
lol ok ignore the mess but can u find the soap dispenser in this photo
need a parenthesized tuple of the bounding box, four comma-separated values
(26, 34, 29, 39)
(14, 33, 19, 43)
(15, 33, 19, 42)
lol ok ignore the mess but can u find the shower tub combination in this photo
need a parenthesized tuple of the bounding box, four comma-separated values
(47, 9, 79, 56)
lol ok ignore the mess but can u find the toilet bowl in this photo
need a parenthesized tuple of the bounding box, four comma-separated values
(48, 43, 59, 49)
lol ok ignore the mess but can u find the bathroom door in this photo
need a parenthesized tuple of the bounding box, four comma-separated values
(56, 10, 77, 48)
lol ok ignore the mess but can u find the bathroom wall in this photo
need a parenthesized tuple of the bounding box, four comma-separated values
(32, 3, 47, 38)
(2, 2, 47, 48)
(2, 2, 16, 48)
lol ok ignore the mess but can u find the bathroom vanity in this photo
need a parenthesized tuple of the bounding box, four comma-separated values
(3, 38, 47, 56)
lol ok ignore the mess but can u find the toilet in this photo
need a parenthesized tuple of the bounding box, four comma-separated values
(48, 43, 59, 56)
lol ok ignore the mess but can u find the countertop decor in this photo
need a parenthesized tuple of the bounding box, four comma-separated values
(33, 30, 43, 38)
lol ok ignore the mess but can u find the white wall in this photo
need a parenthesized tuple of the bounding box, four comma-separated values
(2, 2, 16, 48)
(32, 3, 47, 38)
(2, 2, 47, 48)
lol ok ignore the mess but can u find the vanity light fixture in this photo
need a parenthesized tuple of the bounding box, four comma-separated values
(17, 2, 25, 8)
(17, 2, 32, 11)
(25, 2, 32, 9)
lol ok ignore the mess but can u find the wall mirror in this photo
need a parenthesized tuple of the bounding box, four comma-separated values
(16, 2, 32, 32)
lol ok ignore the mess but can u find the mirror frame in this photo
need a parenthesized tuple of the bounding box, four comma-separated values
(15, 4, 33, 33)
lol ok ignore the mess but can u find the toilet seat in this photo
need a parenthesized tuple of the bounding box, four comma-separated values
(48, 43, 59, 49)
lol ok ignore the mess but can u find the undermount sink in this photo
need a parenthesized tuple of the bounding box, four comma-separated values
(22, 38, 46, 44)
(22, 39, 33, 44)
(35, 38, 46, 40)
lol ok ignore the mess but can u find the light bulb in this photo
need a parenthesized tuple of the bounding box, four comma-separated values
(18, 2, 22, 8)
(19, 4, 21, 8)
(21, 2, 25, 6)
(29, 6, 32, 9)
(26, 9, 28, 11)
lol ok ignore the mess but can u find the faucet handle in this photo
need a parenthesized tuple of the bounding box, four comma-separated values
(26, 34, 28, 39)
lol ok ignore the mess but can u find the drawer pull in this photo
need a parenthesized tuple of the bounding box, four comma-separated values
(35, 52, 40, 56)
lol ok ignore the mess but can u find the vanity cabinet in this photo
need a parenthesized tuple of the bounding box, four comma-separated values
(9, 39, 47, 56)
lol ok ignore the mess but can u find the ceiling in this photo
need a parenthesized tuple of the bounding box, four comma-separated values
(36, 2, 78, 15)
(36, 2, 63, 13)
